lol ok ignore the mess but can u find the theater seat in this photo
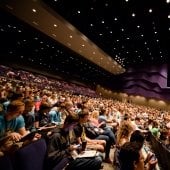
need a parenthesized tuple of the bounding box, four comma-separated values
(13, 139, 47, 170)
(0, 155, 13, 170)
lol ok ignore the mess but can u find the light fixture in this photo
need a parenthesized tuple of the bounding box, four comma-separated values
(149, 9, 152, 13)
(32, 9, 37, 13)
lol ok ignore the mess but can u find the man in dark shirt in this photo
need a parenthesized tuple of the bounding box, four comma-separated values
(74, 109, 113, 163)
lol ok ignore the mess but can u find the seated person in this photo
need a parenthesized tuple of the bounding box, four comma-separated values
(0, 100, 32, 155)
(49, 106, 62, 125)
(0, 100, 28, 142)
(46, 126, 103, 170)
(113, 129, 144, 169)
(22, 99, 36, 132)
(119, 142, 157, 170)
(74, 109, 113, 163)
(34, 103, 56, 132)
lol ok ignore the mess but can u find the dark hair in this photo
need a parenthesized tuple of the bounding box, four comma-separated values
(78, 108, 89, 118)
(130, 130, 145, 145)
(119, 142, 142, 170)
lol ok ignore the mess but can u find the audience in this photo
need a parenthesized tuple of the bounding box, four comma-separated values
(0, 65, 170, 169)
(119, 142, 157, 170)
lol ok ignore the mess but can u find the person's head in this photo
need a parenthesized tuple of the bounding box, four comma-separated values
(78, 108, 89, 123)
(24, 99, 34, 113)
(7, 100, 25, 118)
(39, 102, 51, 113)
(130, 130, 145, 146)
(91, 110, 99, 119)
(117, 121, 133, 143)
(119, 142, 144, 170)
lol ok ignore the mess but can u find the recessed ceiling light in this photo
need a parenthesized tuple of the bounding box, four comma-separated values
(32, 9, 37, 13)
(82, 44, 85, 47)
(132, 13, 136, 17)
(93, 52, 96, 54)
(54, 24, 58, 27)
(168, 15, 170, 19)
(114, 17, 118, 21)
(149, 9, 152, 13)
(69, 35, 73, 38)
(166, 0, 170, 3)
(125, 0, 129, 2)
(77, 10, 81, 14)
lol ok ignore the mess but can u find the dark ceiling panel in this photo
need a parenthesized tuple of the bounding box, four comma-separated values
(43, 0, 169, 68)
(0, 9, 118, 88)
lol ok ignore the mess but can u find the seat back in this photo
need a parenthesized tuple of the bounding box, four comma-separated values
(13, 139, 47, 170)
(0, 155, 14, 170)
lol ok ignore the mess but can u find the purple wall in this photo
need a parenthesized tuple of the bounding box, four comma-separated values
(118, 64, 170, 101)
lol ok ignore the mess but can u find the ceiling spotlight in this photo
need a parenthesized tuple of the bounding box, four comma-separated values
(166, 0, 170, 3)
(149, 9, 152, 13)
(77, 10, 81, 14)
(132, 13, 136, 17)
(168, 15, 170, 19)
(32, 9, 37, 13)
(54, 24, 58, 27)
(125, 0, 129, 2)
(114, 17, 118, 21)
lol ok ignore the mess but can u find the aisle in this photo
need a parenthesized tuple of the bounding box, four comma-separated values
(102, 148, 115, 170)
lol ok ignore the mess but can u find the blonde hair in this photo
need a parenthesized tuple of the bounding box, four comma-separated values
(116, 121, 133, 146)
(91, 110, 99, 119)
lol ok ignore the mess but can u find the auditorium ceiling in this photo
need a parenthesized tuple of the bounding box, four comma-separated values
(0, 0, 169, 88)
